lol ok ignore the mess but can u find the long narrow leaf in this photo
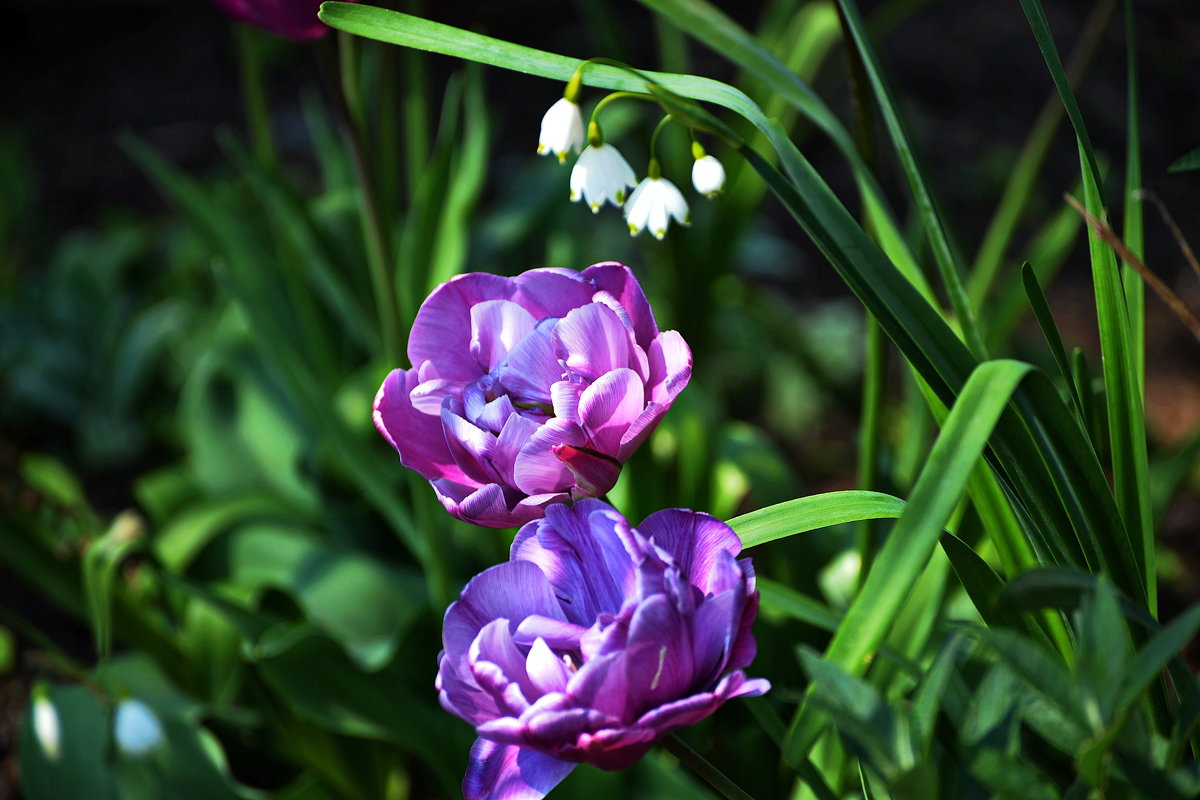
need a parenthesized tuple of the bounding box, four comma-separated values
(729, 491, 905, 549)
(784, 359, 1033, 764)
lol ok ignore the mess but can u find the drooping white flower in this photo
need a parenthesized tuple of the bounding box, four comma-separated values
(31, 688, 61, 761)
(114, 698, 164, 757)
(537, 97, 585, 163)
(692, 154, 726, 197)
(625, 162, 690, 240)
(570, 141, 637, 212)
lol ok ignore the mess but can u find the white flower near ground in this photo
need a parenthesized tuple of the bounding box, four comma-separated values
(625, 175, 690, 240)
(537, 97, 585, 163)
(570, 143, 637, 212)
(114, 699, 164, 757)
(692, 154, 726, 197)
(32, 692, 61, 761)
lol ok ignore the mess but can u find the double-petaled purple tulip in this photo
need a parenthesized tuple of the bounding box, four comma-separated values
(211, 0, 345, 41)
(437, 500, 768, 799)
(373, 263, 691, 528)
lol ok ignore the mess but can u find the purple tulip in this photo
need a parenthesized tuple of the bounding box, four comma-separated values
(437, 500, 768, 799)
(211, 0, 345, 41)
(373, 263, 692, 528)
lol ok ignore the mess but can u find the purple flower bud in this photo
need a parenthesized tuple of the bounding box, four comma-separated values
(374, 263, 692, 528)
(210, 0, 347, 41)
(437, 500, 769, 799)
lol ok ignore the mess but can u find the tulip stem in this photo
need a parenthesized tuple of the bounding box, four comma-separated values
(318, 35, 402, 364)
(234, 23, 277, 169)
(663, 733, 758, 800)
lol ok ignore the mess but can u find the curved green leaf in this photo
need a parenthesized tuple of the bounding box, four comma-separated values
(729, 491, 905, 549)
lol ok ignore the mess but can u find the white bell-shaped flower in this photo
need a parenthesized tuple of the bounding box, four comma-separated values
(537, 97, 585, 163)
(570, 123, 636, 212)
(625, 160, 690, 240)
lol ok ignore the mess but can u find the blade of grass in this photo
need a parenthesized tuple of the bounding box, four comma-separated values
(968, 0, 1115, 306)
(1022, 262, 1086, 419)
(784, 359, 1033, 765)
(830, 0, 987, 358)
(1076, 144, 1153, 608)
(1123, 0, 1152, 613)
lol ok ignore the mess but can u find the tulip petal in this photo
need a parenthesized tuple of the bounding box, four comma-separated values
(635, 510, 742, 591)
(410, 273, 513, 381)
(689, 588, 743, 686)
(552, 303, 637, 382)
(463, 739, 575, 800)
(444, 562, 567, 664)
(552, 444, 621, 499)
(471, 300, 537, 373)
(512, 502, 636, 624)
(549, 379, 583, 424)
(498, 321, 563, 405)
(373, 368, 472, 485)
(512, 616, 590, 651)
(524, 638, 571, 695)
(571, 726, 661, 770)
(580, 263, 659, 349)
(441, 407, 501, 486)
(624, 594, 694, 709)
(578, 368, 644, 456)
(512, 418, 585, 496)
(509, 269, 596, 319)
(646, 330, 693, 406)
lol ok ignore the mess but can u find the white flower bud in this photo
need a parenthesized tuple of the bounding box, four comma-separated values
(32, 689, 61, 761)
(114, 698, 164, 757)
(691, 154, 726, 198)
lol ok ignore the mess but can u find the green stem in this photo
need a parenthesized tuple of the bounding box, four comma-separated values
(856, 317, 886, 581)
(835, 0, 887, 589)
(321, 36, 402, 363)
(589, 90, 657, 125)
(234, 23, 277, 168)
(662, 734, 758, 800)
(649, 114, 674, 161)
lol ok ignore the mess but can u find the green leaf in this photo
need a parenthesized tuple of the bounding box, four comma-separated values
(785, 359, 1033, 763)
(223, 525, 427, 671)
(798, 649, 914, 780)
(82, 512, 146, 660)
(18, 686, 117, 800)
(1078, 137, 1153, 613)
(1016, 0, 1103, 190)
(1117, 602, 1200, 717)
(997, 568, 1158, 633)
(974, 627, 1087, 734)
(1167, 146, 1200, 173)
(1076, 577, 1134, 724)
(910, 635, 967, 753)
(830, 0, 986, 357)
(256, 631, 463, 795)
(728, 490, 905, 549)
(1022, 262, 1085, 419)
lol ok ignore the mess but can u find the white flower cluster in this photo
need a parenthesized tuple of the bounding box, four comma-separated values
(537, 90, 726, 240)
(29, 689, 166, 764)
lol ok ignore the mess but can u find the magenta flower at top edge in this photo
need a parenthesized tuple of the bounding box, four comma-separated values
(211, 0, 348, 41)
(373, 263, 692, 528)
(437, 500, 769, 800)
